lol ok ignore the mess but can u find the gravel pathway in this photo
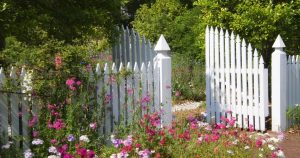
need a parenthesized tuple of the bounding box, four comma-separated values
(172, 101, 203, 112)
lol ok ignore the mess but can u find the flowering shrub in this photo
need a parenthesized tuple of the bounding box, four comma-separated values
(104, 113, 285, 158)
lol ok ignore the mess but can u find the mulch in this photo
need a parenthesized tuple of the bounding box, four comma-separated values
(279, 132, 300, 158)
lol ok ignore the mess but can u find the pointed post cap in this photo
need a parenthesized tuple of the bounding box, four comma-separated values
(272, 35, 286, 49)
(154, 34, 170, 52)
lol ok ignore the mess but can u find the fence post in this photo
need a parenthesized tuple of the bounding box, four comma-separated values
(271, 35, 287, 132)
(154, 35, 172, 126)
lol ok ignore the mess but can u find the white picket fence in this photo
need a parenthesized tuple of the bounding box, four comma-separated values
(205, 26, 269, 131)
(0, 35, 172, 149)
(112, 26, 156, 69)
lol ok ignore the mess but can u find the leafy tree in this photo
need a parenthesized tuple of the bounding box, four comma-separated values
(0, 0, 123, 50)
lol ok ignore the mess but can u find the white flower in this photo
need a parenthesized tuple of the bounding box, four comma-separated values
(259, 148, 264, 151)
(1, 143, 11, 149)
(277, 150, 285, 158)
(32, 138, 44, 145)
(268, 144, 276, 150)
(232, 139, 239, 145)
(24, 149, 34, 158)
(227, 150, 234, 155)
(48, 155, 60, 158)
(110, 154, 117, 158)
(48, 146, 57, 154)
(259, 153, 263, 157)
(244, 146, 250, 150)
(79, 135, 90, 143)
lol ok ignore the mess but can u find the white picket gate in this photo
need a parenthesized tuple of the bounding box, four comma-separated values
(205, 26, 269, 131)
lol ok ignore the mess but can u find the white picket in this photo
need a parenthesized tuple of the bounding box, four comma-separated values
(125, 27, 130, 64)
(20, 68, 30, 149)
(253, 50, 260, 130)
(209, 26, 215, 123)
(205, 26, 211, 122)
(247, 44, 254, 130)
(224, 30, 231, 119)
(147, 62, 154, 113)
(140, 63, 148, 115)
(0, 68, 8, 144)
(133, 62, 140, 119)
(118, 63, 126, 125)
(95, 64, 104, 134)
(297, 56, 300, 103)
(111, 63, 119, 126)
(230, 31, 236, 124)
(219, 29, 225, 116)
(126, 63, 133, 124)
(214, 27, 220, 123)
(235, 35, 243, 128)
(104, 63, 112, 134)
(259, 57, 268, 131)
(241, 39, 248, 129)
(287, 56, 292, 106)
(292, 56, 297, 105)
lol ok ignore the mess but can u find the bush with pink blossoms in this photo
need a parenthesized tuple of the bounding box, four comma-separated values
(101, 112, 285, 158)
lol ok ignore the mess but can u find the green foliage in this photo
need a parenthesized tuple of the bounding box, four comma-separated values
(0, 0, 122, 48)
(287, 104, 300, 126)
(172, 54, 206, 101)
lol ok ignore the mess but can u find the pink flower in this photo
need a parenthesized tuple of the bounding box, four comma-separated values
(127, 89, 133, 95)
(175, 91, 181, 97)
(141, 95, 151, 104)
(28, 115, 38, 127)
(32, 131, 39, 138)
(256, 138, 263, 148)
(105, 95, 112, 103)
(228, 117, 236, 127)
(249, 124, 254, 132)
(76, 81, 81, 86)
(89, 122, 97, 130)
(51, 139, 57, 144)
(55, 54, 62, 68)
(50, 119, 65, 130)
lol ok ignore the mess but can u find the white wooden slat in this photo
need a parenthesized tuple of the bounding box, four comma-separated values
(147, 62, 154, 113)
(141, 36, 146, 65)
(205, 26, 211, 123)
(20, 68, 30, 149)
(135, 32, 141, 67)
(247, 44, 254, 129)
(126, 62, 133, 124)
(104, 63, 112, 134)
(95, 64, 104, 134)
(292, 56, 296, 105)
(133, 63, 140, 120)
(230, 31, 236, 125)
(140, 63, 148, 115)
(111, 63, 119, 126)
(224, 30, 231, 119)
(253, 50, 260, 130)
(131, 30, 136, 69)
(219, 29, 225, 117)
(121, 26, 126, 64)
(214, 27, 220, 123)
(297, 56, 300, 104)
(287, 56, 291, 106)
(209, 26, 215, 123)
(10, 67, 21, 147)
(235, 35, 243, 128)
(125, 27, 130, 64)
(241, 39, 248, 129)
(0, 68, 8, 144)
(259, 57, 267, 131)
(118, 63, 126, 125)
